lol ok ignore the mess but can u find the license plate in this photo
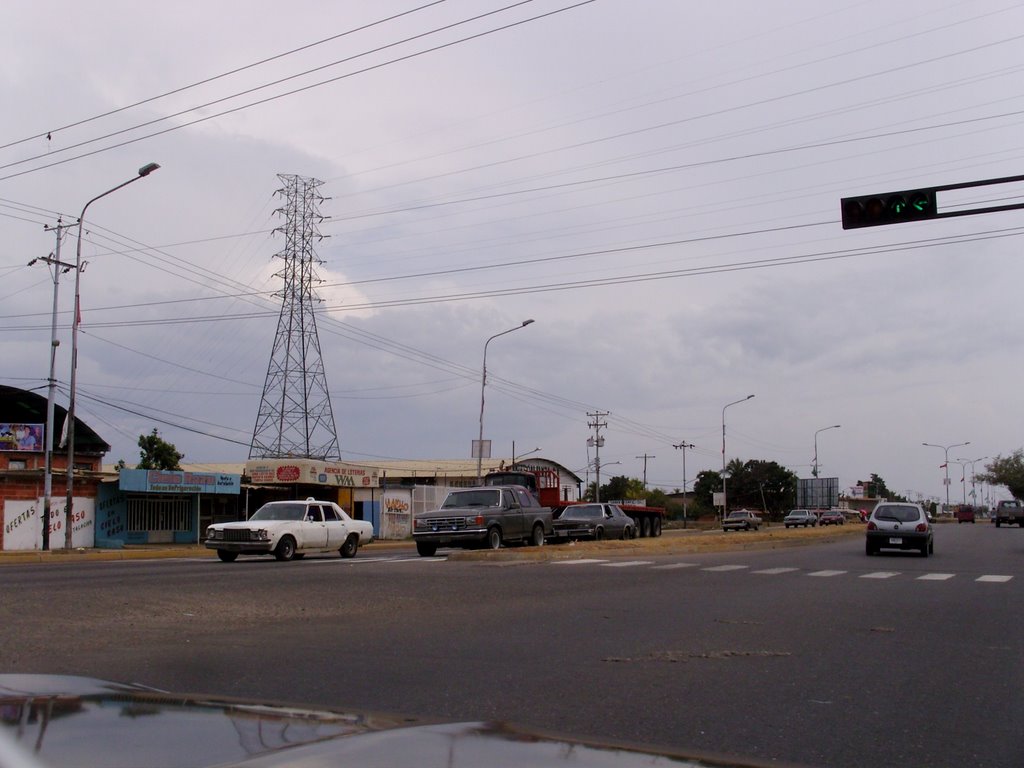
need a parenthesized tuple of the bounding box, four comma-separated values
(888, 537, 903, 545)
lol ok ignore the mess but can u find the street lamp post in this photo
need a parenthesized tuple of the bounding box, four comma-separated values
(721, 395, 754, 516)
(673, 441, 694, 528)
(64, 163, 160, 549)
(812, 424, 841, 478)
(956, 456, 988, 507)
(921, 441, 969, 512)
(476, 319, 534, 482)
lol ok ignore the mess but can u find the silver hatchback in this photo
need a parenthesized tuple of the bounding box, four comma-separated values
(865, 502, 933, 557)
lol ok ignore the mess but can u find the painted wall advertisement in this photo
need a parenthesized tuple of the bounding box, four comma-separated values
(245, 459, 379, 488)
(381, 489, 412, 540)
(3, 498, 95, 550)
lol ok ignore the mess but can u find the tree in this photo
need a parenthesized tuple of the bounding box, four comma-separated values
(584, 475, 645, 502)
(137, 429, 183, 470)
(977, 450, 1024, 500)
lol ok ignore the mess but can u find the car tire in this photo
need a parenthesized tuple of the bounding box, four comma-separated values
(865, 540, 875, 556)
(487, 526, 502, 550)
(416, 541, 438, 557)
(340, 534, 359, 558)
(929, 539, 934, 555)
(652, 516, 662, 537)
(274, 536, 297, 562)
(530, 523, 545, 547)
(594, 526, 605, 541)
(216, 549, 238, 563)
(639, 517, 651, 538)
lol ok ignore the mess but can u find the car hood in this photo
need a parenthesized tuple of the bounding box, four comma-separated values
(0, 675, 782, 768)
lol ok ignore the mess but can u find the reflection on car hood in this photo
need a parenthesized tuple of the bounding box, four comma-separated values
(0, 675, 786, 768)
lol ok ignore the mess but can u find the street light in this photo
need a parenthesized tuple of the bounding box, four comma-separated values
(722, 394, 754, 516)
(63, 163, 160, 549)
(673, 441, 694, 528)
(476, 319, 534, 482)
(921, 441, 969, 512)
(812, 424, 841, 478)
(956, 456, 988, 507)
(512, 445, 541, 464)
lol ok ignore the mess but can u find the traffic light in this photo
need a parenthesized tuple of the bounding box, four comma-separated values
(841, 187, 937, 229)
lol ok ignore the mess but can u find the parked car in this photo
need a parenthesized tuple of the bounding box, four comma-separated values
(550, 503, 635, 540)
(783, 509, 817, 528)
(865, 502, 933, 557)
(819, 509, 845, 526)
(205, 498, 374, 562)
(722, 510, 762, 531)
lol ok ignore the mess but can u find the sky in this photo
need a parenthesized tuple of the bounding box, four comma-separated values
(2, 0, 1022, 506)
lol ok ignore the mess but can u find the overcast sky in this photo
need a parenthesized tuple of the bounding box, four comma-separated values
(2, 0, 1022, 504)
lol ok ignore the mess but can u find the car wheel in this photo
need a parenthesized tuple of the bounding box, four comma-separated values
(340, 533, 359, 558)
(274, 536, 297, 561)
(216, 549, 238, 563)
(929, 538, 934, 555)
(530, 523, 545, 547)
(639, 517, 651, 538)
(416, 541, 438, 557)
(865, 540, 875, 556)
(487, 526, 502, 550)
(652, 516, 662, 537)
(594, 526, 605, 541)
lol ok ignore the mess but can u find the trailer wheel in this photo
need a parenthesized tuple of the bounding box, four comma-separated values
(638, 516, 651, 538)
(652, 516, 662, 537)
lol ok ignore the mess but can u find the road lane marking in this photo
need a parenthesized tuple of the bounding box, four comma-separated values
(808, 570, 846, 577)
(601, 560, 653, 568)
(861, 572, 900, 579)
(702, 565, 749, 572)
(753, 567, 799, 575)
(977, 575, 1013, 582)
(652, 563, 701, 570)
(552, 559, 609, 565)
(917, 573, 955, 581)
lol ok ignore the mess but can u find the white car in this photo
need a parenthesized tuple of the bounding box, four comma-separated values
(205, 498, 374, 562)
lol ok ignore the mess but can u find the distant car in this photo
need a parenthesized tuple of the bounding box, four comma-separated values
(551, 503, 635, 540)
(205, 497, 374, 562)
(783, 509, 816, 528)
(865, 502, 933, 557)
(818, 510, 845, 526)
(723, 510, 762, 531)
(955, 505, 976, 524)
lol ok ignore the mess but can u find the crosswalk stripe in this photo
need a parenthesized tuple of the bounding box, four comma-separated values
(808, 570, 846, 577)
(977, 575, 1013, 583)
(601, 560, 654, 568)
(917, 573, 955, 581)
(651, 563, 700, 570)
(861, 571, 900, 579)
(703, 565, 748, 572)
(552, 559, 609, 565)
(753, 567, 799, 575)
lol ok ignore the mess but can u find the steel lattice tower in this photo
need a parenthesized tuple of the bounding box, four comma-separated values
(249, 174, 340, 460)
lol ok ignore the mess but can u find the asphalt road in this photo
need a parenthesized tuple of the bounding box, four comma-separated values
(1, 522, 1021, 767)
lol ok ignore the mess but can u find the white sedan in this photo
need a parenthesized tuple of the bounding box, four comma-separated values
(205, 498, 374, 562)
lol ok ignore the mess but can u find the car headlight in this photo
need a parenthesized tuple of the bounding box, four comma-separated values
(255, 529, 270, 541)
(207, 528, 221, 540)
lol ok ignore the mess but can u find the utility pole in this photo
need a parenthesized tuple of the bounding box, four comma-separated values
(635, 453, 655, 490)
(673, 441, 694, 528)
(29, 219, 76, 550)
(587, 411, 608, 502)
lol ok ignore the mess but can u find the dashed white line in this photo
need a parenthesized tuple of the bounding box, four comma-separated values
(601, 560, 653, 568)
(552, 559, 609, 566)
(808, 570, 846, 578)
(861, 571, 900, 579)
(753, 567, 799, 575)
(917, 573, 955, 581)
(977, 575, 1013, 583)
(703, 565, 749, 572)
(651, 563, 701, 570)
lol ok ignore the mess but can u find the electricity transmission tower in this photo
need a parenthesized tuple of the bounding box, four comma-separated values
(249, 174, 340, 460)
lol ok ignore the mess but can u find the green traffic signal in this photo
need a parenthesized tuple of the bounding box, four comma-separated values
(841, 187, 937, 229)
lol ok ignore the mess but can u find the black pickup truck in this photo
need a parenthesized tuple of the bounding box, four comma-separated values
(412, 485, 553, 556)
